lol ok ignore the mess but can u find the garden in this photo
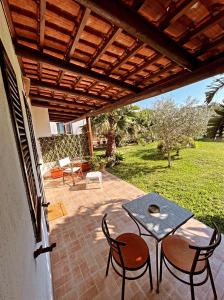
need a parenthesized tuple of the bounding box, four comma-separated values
(92, 77, 224, 232)
(104, 141, 224, 233)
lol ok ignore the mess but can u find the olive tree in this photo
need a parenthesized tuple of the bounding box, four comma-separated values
(152, 98, 209, 167)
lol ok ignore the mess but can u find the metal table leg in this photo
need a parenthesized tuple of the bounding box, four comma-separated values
(156, 240, 159, 293)
(128, 212, 160, 292)
(72, 172, 75, 185)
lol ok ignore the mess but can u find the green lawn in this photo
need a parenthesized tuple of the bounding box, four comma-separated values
(97, 141, 224, 232)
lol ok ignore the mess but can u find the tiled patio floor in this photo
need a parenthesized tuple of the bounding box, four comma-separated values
(45, 172, 224, 300)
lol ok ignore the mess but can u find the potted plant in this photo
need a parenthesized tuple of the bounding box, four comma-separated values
(90, 156, 107, 172)
(99, 158, 107, 172)
(90, 156, 100, 171)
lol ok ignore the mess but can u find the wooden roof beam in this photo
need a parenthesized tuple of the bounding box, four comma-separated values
(15, 44, 139, 93)
(49, 114, 74, 120)
(39, 0, 46, 49)
(75, 0, 197, 70)
(49, 117, 73, 122)
(91, 28, 123, 65)
(109, 42, 144, 73)
(48, 114, 80, 123)
(50, 120, 72, 123)
(31, 100, 83, 114)
(179, 11, 224, 45)
(49, 115, 75, 120)
(49, 111, 77, 116)
(139, 63, 175, 86)
(30, 80, 114, 103)
(159, 0, 198, 30)
(123, 53, 162, 80)
(73, 55, 224, 120)
(49, 111, 75, 116)
(49, 117, 72, 120)
(49, 118, 76, 123)
(30, 95, 96, 110)
(49, 111, 79, 117)
(50, 119, 71, 122)
(67, 8, 91, 59)
(195, 35, 224, 57)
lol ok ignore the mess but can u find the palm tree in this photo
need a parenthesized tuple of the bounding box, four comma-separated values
(92, 105, 139, 157)
(207, 105, 224, 139)
(205, 77, 224, 139)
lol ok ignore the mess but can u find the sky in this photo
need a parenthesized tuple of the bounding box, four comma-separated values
(137, 75, 224, 108)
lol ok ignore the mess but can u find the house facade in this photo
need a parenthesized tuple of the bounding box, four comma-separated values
(0, 4, 53, 298)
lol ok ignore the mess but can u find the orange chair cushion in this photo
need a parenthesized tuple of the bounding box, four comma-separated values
(161, 235, 206, 273)
(112, 233, 149, 270)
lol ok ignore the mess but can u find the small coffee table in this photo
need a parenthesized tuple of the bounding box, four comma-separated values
(86, 171, 103, 188)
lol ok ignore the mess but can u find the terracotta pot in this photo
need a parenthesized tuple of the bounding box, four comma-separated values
(73, 162, 91, 172)
(99, 164, 105, 173)
(81, 162, 91, 172)
(51, 168, 63, 179)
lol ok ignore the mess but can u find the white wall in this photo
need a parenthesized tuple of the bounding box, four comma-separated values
(50, 122, 58, 134)
(72, 119, 86, 135)
(31, 106, 51, 138)
(0, 3, 53, 300)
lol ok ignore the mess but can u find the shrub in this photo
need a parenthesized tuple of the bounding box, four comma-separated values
(90, 156, 101, 170)
(106, 152, 125, 167)
(106, 156, 115, 167)
(179, 136, 196, 149)
(157, 136, 196, 158)
(188, 137, 196, 148)
(157, 141, 166, 153)
(137, 137, 146, 146)
(115, 152, 125, 162)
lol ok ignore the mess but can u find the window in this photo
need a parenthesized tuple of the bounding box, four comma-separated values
(65, 123, 72, 134)
(56, 122, 65, 134)
(0, 42, 41, 242)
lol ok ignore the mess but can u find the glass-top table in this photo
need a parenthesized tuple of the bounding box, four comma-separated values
(122, 192, 194, 292)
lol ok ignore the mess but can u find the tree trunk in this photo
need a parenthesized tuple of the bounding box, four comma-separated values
(167, 151, 172, 168)
(106, 130, 116, 157)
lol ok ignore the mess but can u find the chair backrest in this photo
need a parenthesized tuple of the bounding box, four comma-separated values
(189, 224, 221, 272)
(102, 214, 126, 267)
(59, 157, 70, 168)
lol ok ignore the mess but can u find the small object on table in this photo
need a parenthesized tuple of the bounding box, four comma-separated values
(86, 171, 102, 189)
(148, 204, 160, 214)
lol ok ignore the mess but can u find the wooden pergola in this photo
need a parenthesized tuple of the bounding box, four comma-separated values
(2, 0, 224, 125)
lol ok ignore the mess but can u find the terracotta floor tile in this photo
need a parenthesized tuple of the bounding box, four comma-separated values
(45, 171, 224, 300)
(79, 285, 99, 300)
(63, 289, 78, 300)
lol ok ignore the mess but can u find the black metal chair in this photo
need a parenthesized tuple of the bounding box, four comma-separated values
(160, 224, 221, 300)
(102, 214, 153, 300)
